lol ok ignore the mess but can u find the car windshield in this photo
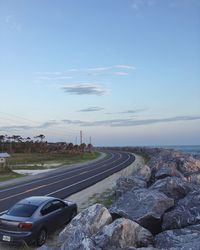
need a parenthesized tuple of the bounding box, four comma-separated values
(7, 204, 38, 217)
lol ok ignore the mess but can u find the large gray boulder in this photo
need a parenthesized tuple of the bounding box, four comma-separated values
(154, 166, 184, 180)
(94, 218, 153, 249)
(149, 176, 199, 201)
(135, 165, 152, 182)
(188, 173, 200, 185)
(116, 176, 146, 198)
(59, 204, 112, 249)
(110, 188, 174, 234)
(177, 157, 200, 175)
(162, 190, 200, 230)
(155, 224, 200, 249)
(61, 228, 95, 250)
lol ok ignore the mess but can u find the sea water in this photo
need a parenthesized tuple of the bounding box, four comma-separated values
(161, 145, 200, 156)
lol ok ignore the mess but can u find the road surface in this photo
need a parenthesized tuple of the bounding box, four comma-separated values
(0, 150, 135, 212)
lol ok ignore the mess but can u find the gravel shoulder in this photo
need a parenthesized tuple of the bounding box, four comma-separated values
(66, 153, 144, 211)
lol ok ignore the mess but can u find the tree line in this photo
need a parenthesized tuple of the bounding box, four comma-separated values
(0, 134, 93, 154)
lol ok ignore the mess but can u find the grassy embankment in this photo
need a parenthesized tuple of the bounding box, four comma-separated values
(0, 151, 100, 182)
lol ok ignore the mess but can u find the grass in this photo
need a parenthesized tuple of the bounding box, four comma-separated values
(0, 169, 25, 182)
(135, 152, 151, 164)
(9, 151, 100, 170)
(88, 188, 116, 208)
(0, 151, 100, 182)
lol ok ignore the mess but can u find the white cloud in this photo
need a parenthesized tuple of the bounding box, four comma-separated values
(114, 72, 129, 76)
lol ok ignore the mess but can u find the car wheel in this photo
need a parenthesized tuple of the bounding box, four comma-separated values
(36, 228, 47, 247)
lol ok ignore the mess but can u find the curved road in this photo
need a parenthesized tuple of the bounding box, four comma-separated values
(0, 150, 135, 212)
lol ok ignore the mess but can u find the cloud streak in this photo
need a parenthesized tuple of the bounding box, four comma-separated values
(62, 115, 200, 127)
(1, 115, 200, 133)
(62, 84, 107, 96)
(78, 107, 105, 112)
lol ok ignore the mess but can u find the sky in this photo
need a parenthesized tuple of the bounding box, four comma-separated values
(0, 0, 199, 146)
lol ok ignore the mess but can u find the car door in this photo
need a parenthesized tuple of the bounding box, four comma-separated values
(40, 201, 60, 231)
(40, 200, 71, 230)
(50, 200, 72, 226)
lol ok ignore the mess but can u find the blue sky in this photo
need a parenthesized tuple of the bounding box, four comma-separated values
(0, 0, 199, 146)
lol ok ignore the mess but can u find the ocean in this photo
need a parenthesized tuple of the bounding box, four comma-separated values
(161, 145, 200, 156)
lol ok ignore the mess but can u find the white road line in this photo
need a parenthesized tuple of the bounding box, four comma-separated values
(0, 152, 116, 194)
(0, 185, 48, 202)
(46, 154, 131, 196)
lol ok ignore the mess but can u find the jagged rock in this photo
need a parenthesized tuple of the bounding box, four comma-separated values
(162, 190, 200, 230)
(149, 176, 199, 201)
(59, 204, 112, 249)
(135, 165, 152, 182)
(177, 157, 200, 175)
(60, 228, 95, 250)
(37, 246, 60, 250)
(137, 248, 159, 250)
(188, 173, 200, 185)
(110, 188, 174, 234)
(116, 176, 146, 198)
(155, 224, 200, 249)
(94, 218, 153, 249)
(155, 166, 184, 180)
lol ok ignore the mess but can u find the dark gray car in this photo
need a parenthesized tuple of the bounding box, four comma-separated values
(0, 196, 77, 246)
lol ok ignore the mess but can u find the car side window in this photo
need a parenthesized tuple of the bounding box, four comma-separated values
(41, 202, 53, 216)
(52, 200, 65, 210)
(40, 200, 65, 215)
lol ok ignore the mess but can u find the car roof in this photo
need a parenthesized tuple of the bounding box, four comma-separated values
(17, 196, 57, 206)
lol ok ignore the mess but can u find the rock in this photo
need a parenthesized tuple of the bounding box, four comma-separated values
(154, 166, 184, 180)
(37, 246, 60, 250)
(155, 224, 200, 249)
(94, 218, 153, 249)
(177, 157, 200, 175)
(188, 173, 200, 185)
(162, 190, 200, 230)
(135, 165, 152, 182)
(137, 248, 159, 250)
(116, 176, 146, 198)
(149, 176, 199, 201)
(110, 188, 174, 234)
(59, 204, 112, 249)
(61, 228, 95, 250)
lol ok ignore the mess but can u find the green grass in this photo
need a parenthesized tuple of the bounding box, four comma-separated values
(0, 170, 25, 182)
(134, 152, 151, 164)
(0, 151, 100, 182)
(9, 151, 100, 170)
(88, 188, 116, 208)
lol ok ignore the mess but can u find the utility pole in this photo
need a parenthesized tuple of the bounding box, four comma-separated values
(80, 130, 82, 145)
(89, 136, 92, 145)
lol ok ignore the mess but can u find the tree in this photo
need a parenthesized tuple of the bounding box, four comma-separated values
(87, 143, 93, 153)
(34, 134, 45, 141)
(0, 135, 5, 152)
(80, 143, 86, 153)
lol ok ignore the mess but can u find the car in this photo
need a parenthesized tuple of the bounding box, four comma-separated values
(0, 196, 77, 246)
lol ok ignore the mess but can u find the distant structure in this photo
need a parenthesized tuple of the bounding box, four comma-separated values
(0, 152, 10, 170)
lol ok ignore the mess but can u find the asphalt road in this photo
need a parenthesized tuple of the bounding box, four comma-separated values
(0, 150, 135, 212)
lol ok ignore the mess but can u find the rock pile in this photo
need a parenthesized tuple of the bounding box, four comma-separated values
(40, 148, 200, 250)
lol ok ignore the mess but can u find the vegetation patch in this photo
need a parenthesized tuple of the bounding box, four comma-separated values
(0, 169, 25, 182)
(88, 188, 116, 208)
(10, 151, 100, 170)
